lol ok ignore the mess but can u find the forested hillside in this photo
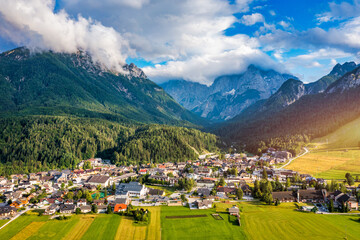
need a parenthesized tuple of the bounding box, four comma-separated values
(215, 66, 360, 155)
(0, 47, 205, 126)
(0, 116, 219, 176)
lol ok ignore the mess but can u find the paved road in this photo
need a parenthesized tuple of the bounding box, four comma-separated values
(0, 207, 29, 231)
(276, 147, 309, 170)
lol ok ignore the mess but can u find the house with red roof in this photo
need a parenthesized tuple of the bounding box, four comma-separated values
(114, 204, 127, 212)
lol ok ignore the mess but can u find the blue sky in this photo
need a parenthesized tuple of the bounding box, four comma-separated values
(0, 0, 359, 85)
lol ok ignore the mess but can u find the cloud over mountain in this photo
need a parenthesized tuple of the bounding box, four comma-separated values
(0, 0, 131, 72)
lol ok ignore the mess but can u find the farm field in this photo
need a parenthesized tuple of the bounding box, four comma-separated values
(0, 220, 9, 228)
(286, 145, 360, 179)
(0, 208, 160, 240)
(240, 202, 360, 240)
(286, 116, 360, 180)
(161, 205, 247, 240)
(1, 204, 360, 240)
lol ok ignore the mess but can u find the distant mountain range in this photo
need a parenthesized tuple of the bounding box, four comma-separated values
(161, 65, 297, 121)
(214, 62, 360, 154)
(0, 47, 205, 126)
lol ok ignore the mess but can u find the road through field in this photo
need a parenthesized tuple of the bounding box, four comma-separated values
(0, 208, 29, 231)
(276, 147, 309, 170)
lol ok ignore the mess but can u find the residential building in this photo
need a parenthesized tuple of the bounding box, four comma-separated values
(117, 182, 147, 197)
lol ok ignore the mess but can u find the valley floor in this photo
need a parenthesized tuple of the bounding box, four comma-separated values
(1, 202, 359, 240)
(286, 144, 360, 179)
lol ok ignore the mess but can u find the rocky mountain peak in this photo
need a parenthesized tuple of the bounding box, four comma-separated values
(330, 61, 358, 78)
(122, 63, 147, 79)
(327, 66, 360, 93)
(0, 47, 30, 61)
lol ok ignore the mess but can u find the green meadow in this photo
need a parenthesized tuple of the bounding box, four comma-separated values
(161, 205, 246, 240)
(1, 203, 360, 240)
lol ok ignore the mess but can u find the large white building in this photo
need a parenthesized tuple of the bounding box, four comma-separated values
(117, 182, 147, 198)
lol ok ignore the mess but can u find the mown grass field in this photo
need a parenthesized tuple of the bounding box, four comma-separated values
(0, 208, 160, 240)
(161, 205, 247, 240)
(241, 202, 360, 240)
(287, 145, 360, 179)
(1, 204, 360, 240)
(0, 220, 9, 228)
(286, 116, 360, 179)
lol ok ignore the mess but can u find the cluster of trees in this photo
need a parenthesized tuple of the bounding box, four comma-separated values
(236, 188, 243, 200)
(253, 180, 274, 204)
(176, 177, 196, 191)
(139, 174, 170, 186)
(29, 189, 47, 204)
(0, 116, 219, 176)
(124, 205, 150, 223)
(223, 168, 238, 178)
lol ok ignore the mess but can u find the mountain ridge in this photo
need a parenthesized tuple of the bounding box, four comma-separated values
(161, 64, 297, 121)
(0, 47, 206, 127)
(214, 64, 360, 155)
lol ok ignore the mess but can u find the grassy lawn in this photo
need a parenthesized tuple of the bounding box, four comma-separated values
(1, 205, 359, 240)
(285, 116, 360, 180)
(146, 207, 161, 240)
(81, 214, 121, 240)
(161, 206, 247, 240)
(0, 220, 9, 228)
(114, 207, 161, 240)
(145, 185, 176, 196)
(241, 201, 360, 240)
(0, 208, 161, 240)
(0, 215, 49, 240)
(286, 145, 360, 179)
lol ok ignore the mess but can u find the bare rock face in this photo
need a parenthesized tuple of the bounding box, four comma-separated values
(327, 67, 360, 93)
(162, 65, 296, 121)
(122, 63, 147, 79)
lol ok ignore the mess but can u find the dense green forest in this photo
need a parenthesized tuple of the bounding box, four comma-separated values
(0, 116, 219, 176)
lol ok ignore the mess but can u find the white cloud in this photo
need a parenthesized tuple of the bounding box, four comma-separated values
(143, 35, 280, 85)
(57, 0, 280, 84)
(317, 0, 360, 24)
(269, 10, 276, 16)
(240, 13, 265, 26)
(278, 21, 290, 29)
(0, 0, 288, 84)
(285, 48, 351, 69)
(259, 16, 360, 55)
(0, 0, 131, 72)
(330, 58, 337, 65)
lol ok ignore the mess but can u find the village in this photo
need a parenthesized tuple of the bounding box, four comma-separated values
(0, 148, 359, 222)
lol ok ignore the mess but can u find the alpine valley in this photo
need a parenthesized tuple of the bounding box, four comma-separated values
(1, 46, 360, 175)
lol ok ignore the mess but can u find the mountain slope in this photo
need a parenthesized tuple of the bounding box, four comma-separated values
(306, 61, 358, 94)
(314, 116, 360, 148)
(162, 65, 296, 121)
(215, 65, 360, 155)
(261, 79, 305, 112)
(0, 47, 205, 126)
(160, 80, 210, 110)
(0, 116, 219, 175)
(226, 61, 359, 123)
